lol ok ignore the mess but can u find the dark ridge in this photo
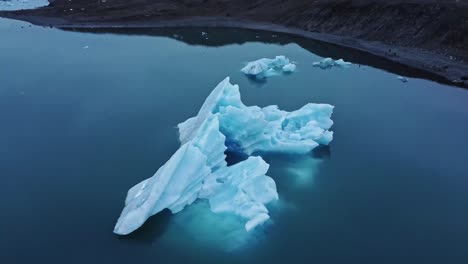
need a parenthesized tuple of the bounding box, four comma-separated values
(1, 0, 467, 87)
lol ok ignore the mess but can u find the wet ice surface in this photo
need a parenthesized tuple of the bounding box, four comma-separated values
(1, 18, 468, 263)
(0, 0, 48, 10)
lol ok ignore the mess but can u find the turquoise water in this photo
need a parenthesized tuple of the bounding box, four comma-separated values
(1, 18, 468, 263)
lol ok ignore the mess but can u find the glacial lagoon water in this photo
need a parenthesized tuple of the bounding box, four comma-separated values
(1, 17, 468, 263)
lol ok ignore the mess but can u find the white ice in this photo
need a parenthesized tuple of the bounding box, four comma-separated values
(313, 57, 352, 69)
(115, 77, 334, 236)
(241, 56, 296, 78)
(114, 109, 278, 235)
(397, 76, 409, 83)
(282, 63, 297, 73)
(178, 77, 334, 155)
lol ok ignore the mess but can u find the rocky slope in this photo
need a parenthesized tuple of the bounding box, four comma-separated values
(1, 0, 467, 86)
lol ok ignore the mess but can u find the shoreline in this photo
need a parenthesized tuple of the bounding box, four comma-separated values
(1, 3, 467, 87)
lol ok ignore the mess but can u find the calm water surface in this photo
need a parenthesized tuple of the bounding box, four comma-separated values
(1, 18, 468, 263)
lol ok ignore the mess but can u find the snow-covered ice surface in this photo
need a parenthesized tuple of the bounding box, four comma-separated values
(0, 0, 48, 10)
(114, 77, 334, 237)
(241, 56, 296, 79)
(313, 58, 352, 69)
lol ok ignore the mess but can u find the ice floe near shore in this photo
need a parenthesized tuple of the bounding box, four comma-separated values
(397, 76, 409, 83)
(114, 77, 334, 235)
(313, 58, 352, 69)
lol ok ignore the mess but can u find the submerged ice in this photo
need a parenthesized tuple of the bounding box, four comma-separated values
(241, 56, 296, 79)
(114, 77, 334, 236)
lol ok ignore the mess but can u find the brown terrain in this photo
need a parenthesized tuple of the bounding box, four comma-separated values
(1, 0, 467, 86)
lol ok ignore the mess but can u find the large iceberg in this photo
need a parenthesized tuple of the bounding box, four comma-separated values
(178, 78, 334, 155)
(114, 77, 334, 235)
(241, 56, 296, 79)
(114, 114, 277, 235)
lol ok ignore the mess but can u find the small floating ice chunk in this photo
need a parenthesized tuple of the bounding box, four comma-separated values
(313, 58, 334, 69)
(241, 56, 296, 79)
(282, 63, 297, 73)
(397, 76, 409, 83)
(335, 59, 352, 67)
(313, 57, 352, 69)
(241, 59, 270, 76)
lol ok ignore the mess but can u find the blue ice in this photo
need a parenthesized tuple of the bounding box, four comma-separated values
(241, 56, 296, 79)
(313, 57, 352, 69)
(178, 78, 334, 155)
(114, 77, 334, 236)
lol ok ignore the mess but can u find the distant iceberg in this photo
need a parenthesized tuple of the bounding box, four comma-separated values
(397, 76, 409, 83)
(241, 56, 296, 79)
(114, 77, 334, 235)
(313, 58, 352, 69)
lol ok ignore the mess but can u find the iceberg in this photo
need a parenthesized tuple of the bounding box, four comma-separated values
(178, 78, 334, 155)
(113, 115, 225, 235)
(282, 63, 297, 73)
(114, 113, 278, 235)
(114, 77, 334, 236)
(313, 58, 352, 69)
(241, 56, 296, 79)
(397, 76, 409, 83)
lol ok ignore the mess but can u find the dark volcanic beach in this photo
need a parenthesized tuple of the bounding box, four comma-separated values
(1, 0, 468, 86)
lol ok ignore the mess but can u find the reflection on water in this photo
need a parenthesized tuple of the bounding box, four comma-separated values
(66, 26, 453, 86)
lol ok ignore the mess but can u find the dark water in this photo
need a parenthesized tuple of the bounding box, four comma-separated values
(1, 18, 468, 263)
